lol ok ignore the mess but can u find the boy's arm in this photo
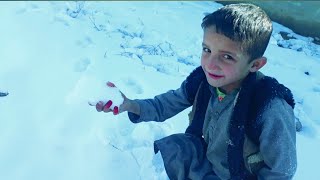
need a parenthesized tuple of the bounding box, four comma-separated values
(128, 80, 192, 123)
(257, 98, 297, 179)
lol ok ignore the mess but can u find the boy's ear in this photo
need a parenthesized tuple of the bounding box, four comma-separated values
(249, 57, 267, 72)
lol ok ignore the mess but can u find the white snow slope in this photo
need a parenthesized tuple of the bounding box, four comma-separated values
(0, 1, 319, 180)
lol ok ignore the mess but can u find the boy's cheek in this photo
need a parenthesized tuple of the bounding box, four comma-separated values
(201, 60, 211, 73)
(200, 58, 206, 68)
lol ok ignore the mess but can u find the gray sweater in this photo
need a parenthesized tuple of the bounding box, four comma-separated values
(128, 80, 297, 179)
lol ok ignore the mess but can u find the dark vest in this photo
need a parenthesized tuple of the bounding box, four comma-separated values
(184, 66, 295, 179)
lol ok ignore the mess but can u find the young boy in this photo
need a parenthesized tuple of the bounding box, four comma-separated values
(95, 3, 297, 180)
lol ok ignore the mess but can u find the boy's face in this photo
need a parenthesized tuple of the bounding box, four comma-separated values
(201, 27, 262, 93)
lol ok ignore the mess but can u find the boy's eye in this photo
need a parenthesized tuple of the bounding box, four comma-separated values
(202, 47, 211, 53)
(222, 54, 234, 60)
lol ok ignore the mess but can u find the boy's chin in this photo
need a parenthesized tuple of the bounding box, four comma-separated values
(206, 81, 221, 88)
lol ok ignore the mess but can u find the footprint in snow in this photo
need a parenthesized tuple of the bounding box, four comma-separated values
(76, 36, 94, 48)
(122, 78, 144, 94)
(313, 86, 320, 93)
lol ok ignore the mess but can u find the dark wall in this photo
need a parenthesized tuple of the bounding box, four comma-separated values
(216, 1, 320, 40)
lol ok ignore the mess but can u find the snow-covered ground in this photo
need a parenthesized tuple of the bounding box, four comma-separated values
(0, 1, 319, 180)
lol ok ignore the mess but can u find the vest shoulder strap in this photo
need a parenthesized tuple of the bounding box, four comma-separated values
(185, 66, 206, 104)
(185, 81, 211, 137)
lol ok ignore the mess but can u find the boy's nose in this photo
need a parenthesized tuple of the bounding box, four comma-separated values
(207, 55, 220, 70)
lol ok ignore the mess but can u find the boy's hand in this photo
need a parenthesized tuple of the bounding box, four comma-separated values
(94, 82, 130, 115)
(95, 100, 117, 114)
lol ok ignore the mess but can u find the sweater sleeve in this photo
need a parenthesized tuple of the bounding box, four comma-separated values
(128, 80, 192, 123)
(257, 98, 297, 180)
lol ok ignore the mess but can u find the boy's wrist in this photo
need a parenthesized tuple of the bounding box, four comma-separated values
(126, 99, 140, 115)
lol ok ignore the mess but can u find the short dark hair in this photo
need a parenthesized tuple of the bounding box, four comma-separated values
(201, 3, 272, 62)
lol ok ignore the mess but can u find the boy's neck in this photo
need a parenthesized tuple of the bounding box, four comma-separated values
(219, 73, 251, 94)
(217, 87, 227, 94)
(219, 82, 241, 94)
(217, 87, 240, 94)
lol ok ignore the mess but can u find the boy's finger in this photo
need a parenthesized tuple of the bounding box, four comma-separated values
(113, 106, 119, 115)
(96, 101, 104, 112)
(103, 108, 112, 113)
(107, 81, 116, 87)
(105, 100, 112, 108)
(103, 100, 113, 112)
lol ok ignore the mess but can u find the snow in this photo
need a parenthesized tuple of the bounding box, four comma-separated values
(0, 1, 319, 180)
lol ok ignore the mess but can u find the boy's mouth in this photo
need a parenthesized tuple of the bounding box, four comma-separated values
(208, 72, 224, 80)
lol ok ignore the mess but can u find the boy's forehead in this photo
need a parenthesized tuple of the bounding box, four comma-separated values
(202, 27, 250, 60)
(203, 26, 233, 42)
(203, 27, 239, 49)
